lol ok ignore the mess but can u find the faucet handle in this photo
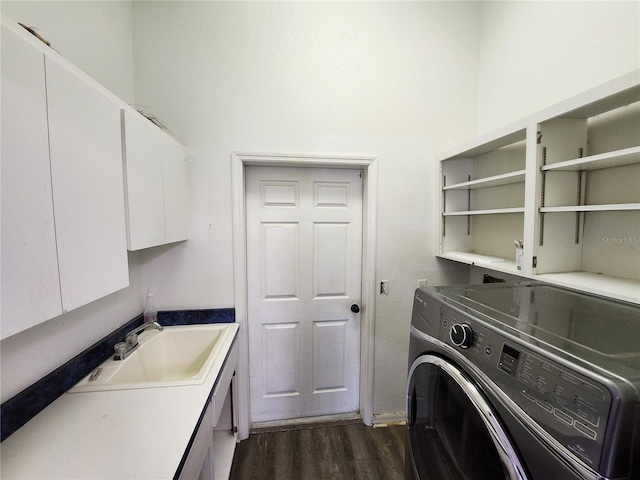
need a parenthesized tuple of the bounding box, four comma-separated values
(115, 342, 127, 356)
(125, 333, 138, 346)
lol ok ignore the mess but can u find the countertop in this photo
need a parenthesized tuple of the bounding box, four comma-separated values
(0, 323, 239, 479)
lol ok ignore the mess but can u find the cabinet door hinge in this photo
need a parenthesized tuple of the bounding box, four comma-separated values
(532, 256, 537, 268)
(537, 131, 542, 144)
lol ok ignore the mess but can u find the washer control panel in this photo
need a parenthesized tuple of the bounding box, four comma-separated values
(502, 344, 609, 435)
(436, 305, 612, 470)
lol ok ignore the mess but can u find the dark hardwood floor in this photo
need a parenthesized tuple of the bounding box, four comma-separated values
(229, 421, 405, 480)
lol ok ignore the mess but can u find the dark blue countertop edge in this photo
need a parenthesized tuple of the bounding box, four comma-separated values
(1, 308, 235, 442)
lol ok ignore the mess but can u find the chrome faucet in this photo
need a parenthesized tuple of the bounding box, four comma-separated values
(113, 321, 164, 361)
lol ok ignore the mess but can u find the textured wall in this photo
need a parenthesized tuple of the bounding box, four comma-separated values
(1, 1, 135, 104)
(130, 1, 479, 417)
(5, 0, 634, 416)
(476, 1, 640, 133)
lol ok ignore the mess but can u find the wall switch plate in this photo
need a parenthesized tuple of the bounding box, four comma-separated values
(380, 280, 389, 295)
(418, 279, 428, 288)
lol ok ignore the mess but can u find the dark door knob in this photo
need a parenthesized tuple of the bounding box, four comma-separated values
(351, 304, 360, 313)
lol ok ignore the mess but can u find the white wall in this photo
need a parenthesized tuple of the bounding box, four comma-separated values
(3, 0, 637, 417)
(130, 1, 478, 417)
(1, 0, 135, 104)
(0, 1, 142, 403)
(476, 1, 640, 133)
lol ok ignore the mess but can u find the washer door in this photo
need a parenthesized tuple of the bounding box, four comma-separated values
(407, 354, 529, 480)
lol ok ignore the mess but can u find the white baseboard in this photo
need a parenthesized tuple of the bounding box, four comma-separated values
(250, 412, 362, 432)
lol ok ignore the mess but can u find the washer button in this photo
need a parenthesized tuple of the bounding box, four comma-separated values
(536, 399, 553, 413)
(553, 408, 573, 425)
(484, 346, 493, 356)
(521, 391, 536, 402)
(574, 421, 597, 440)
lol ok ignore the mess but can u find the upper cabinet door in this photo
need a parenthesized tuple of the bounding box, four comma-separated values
(45, 55, 129, 312)
(122, 108, 188, 250)
(0, 24, 63, 337)
(163, 141, 189, 245)
(122, 109, 167, 250)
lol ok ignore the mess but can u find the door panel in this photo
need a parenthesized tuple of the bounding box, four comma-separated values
(313, 320, 348, 392)
(262, 181, 299, 206)
(314, 182, 350, 207)
(314, 223, 349, 297)
(263, 323, 299, 396)
(262, 223, 299, 299)
(247, 166, 362, 422)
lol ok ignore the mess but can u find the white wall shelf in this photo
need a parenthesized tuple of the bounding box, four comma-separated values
(438, 252, 520, 275)
(541, 146, 640, 172)
(438, 69, 640, 303)
(211, 430, 237, 480)
(443, 208, 525, 216)
(443, 170, 526, 190)
(438, 126, 527, 161)
(540, 204, 640, 213)
(535, 272, 640, 305)
(439, 124, 527, 272)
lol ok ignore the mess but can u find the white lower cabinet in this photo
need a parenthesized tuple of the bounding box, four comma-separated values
(181, 400, 215, 480)
(210, 345, 239, 480)
(1, 19, 129, 339)
(181, 340, 239, 480)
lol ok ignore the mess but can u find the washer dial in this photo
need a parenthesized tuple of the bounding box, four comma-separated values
(450, 323, 474, 348)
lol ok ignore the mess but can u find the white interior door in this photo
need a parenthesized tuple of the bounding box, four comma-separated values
(246, 166, 363, 423)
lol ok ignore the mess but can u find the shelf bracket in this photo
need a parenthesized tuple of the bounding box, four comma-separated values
(575, 171, 585, 244)
(442, 175, 446, 237)
(467, 175, 471, 236)
(539, 147, 547, 246)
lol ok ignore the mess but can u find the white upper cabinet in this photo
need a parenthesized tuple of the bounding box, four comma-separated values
(438, 70, 640, 304)
(121, 110, 167, 250)
(45, 54, 129, 312)
(1, 18, 129, 339)
(1, 22, 63, 337)
(122, 109, 189, 250)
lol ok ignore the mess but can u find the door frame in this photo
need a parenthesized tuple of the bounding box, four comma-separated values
(231, 152, 378, 440)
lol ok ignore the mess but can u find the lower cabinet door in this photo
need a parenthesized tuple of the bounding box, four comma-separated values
(179, 400, 214, 480)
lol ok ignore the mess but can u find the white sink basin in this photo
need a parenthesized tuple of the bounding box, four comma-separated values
(69, 324, 236, 393)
